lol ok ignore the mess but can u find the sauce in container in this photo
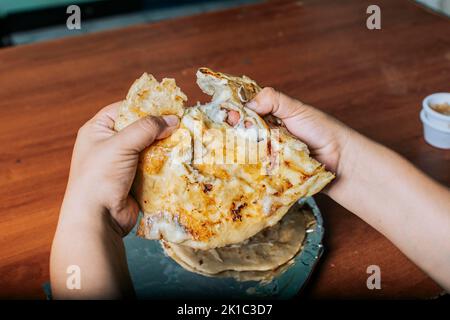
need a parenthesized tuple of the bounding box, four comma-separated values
(430, 103, 450, 116)
(420, 93, 450, 149)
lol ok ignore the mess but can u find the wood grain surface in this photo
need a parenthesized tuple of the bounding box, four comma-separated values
(0, 0, 449, 299)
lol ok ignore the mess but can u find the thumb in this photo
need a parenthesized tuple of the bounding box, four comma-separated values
(115, 115, 179, 152)
(246, 87, 308, 121)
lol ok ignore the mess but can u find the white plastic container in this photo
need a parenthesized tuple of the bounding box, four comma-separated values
(420, 93, 450, 149)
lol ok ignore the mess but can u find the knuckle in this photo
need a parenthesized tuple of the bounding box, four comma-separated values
(261, 87, 277, 99)
(108, 196, 126, 215)
(76, 122, 90, 137)
(260, 87, 281, 112)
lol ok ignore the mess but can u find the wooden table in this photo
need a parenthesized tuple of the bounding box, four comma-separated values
(0, 0, 449, 299)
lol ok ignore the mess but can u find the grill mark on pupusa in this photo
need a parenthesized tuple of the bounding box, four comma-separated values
(116, 68, 335, 249)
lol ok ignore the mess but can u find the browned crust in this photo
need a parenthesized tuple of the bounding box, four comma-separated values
(197, 67, 262, 103)
(131, 68, 334, 249)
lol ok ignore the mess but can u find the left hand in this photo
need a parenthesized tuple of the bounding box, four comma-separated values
(65, 101, 179, 235)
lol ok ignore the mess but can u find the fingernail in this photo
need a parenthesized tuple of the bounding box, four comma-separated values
(162, 115, 179, 127)
(246, 100, 257, 110)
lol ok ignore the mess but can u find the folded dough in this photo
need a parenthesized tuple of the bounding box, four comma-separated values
(161, 203, 316, 282)
(115, 68, 334, 249)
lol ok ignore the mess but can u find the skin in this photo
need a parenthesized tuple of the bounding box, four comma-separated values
(50, 102, 179, 299)
(50, 89, 450, 299)
(247, 88, 450, 291)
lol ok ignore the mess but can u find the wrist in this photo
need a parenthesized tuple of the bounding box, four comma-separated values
(58, 191, 124, 238)
(323, 126, 360, 198)
(334, 125, 355, 176)
(59, 179, 123, 234)
(64, 170, 115, 215)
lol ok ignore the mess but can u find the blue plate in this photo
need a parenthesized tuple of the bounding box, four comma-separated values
(124, 197, 324, 299)
(43, 197, 323, 299)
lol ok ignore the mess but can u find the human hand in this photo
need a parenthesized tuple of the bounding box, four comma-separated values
(248, 89, 450, 292)
(64, 101, 179, 236)
(246, 87, 352, 176)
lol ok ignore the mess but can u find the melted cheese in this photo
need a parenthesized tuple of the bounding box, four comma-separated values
(118, 68, 335, 249)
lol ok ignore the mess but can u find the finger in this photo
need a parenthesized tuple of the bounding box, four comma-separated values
(111, 195, 140, 236)
(246, 87, 307, 120)
(156, 115, 181, 139)
(92, 101, 123, 130)
(226, 110, 240, 126)
(114, 115, 179, 152)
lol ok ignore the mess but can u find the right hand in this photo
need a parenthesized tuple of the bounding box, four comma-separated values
(246, 87, 352, 176)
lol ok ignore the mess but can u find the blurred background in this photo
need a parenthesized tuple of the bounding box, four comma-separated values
(1, 0, 449, 47)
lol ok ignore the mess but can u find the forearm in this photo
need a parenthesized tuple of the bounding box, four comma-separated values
(49, 102, 176, 299)
(329, 130, 450, 290)
(50, 190, 135, 299)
